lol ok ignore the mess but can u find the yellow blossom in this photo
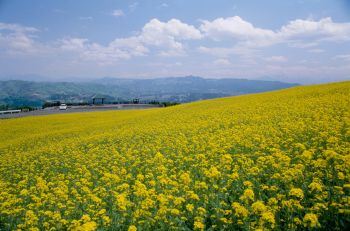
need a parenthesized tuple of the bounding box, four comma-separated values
(194, 221, 205, 230)
(289, 188, 304, 200)
(128, 225, 137, 231)
(303, 213, 320, 228)
(186, 204, 194, 212)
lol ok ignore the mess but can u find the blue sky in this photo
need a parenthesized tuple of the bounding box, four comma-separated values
(0, 0, 350, 83)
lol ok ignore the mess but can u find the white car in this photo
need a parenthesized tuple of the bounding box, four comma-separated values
(59, 104, 67, 110)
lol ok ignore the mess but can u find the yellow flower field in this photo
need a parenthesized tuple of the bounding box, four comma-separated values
(0, 81, 350, 230)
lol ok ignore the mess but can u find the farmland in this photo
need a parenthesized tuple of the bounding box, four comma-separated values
(0, 81, 349, 230)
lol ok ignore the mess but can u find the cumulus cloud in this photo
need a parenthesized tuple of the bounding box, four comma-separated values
(4, 16, 349, 63)
(197, 16, 350, 66)
(200, 16, 275, 42)
(147, 19, 201, 39)
(0, 17, 196, 65)
(1, 16, 350, 82)
(279, 17, 350, 41)
(139, 18, 201, 56)
(80, 18, 202, 62)
(199, 16, 350, 48)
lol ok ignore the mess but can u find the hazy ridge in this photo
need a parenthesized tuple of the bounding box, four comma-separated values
(0, 76, 298, 107)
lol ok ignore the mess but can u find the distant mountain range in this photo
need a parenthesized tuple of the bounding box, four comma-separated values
(0, 76, 299, 108)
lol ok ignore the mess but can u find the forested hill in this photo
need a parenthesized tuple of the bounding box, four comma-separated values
(0, 76, 298, 107)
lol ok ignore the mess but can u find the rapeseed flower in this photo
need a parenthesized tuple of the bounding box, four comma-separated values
(0, 81, 349, 230)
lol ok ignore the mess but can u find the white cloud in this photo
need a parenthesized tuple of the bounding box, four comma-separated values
(78, 18, 201, 63)
(112, 9, 125, 17)
(79, 37, 148, 65)
(141, 18, 202, 42)
(1, 17, 350, 83)
(60, 38, 88, 50)
(279, 17, 350, 41)
(4, 17, 349, 64)
(110, 37, 148, 56)
(0, 22, 39, 53)
(0, 22, 38, 33)
(200, 16, 275, 42)
(138, 18, 201, 56)
(199, 16, 350, 49)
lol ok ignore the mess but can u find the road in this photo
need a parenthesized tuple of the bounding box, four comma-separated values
(0, 104, 162, 119)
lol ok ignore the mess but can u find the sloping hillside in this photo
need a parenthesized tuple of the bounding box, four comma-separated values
(0, 81, 349, 230)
